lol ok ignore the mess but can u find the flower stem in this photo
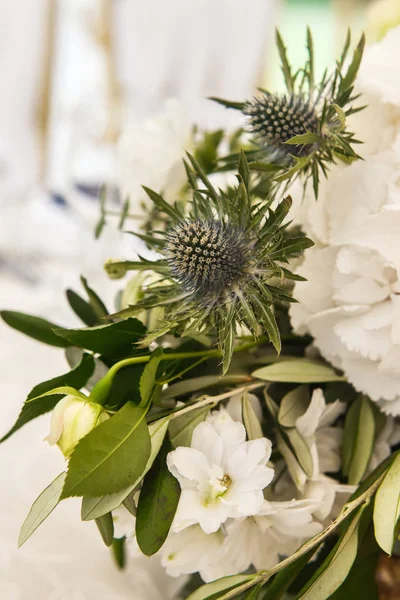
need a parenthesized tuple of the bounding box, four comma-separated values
(89, 338, 267, 406)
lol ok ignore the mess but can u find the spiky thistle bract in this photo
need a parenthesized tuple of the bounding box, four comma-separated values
(104, 152, 313, 371)
(212, 28, 366, 198)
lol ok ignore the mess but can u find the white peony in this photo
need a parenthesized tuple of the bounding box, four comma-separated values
(166, 411, 274, 534)
(117, 98, 192, 215)
(291, 29, 400, 415)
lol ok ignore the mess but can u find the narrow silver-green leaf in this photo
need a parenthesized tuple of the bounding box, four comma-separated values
(278, 385, 309, 428)
(242, 392, 263, 440)
(18, 472, 66, 547)
(187, 574, 255, 600)
(298, 505, 364, 599)
(253, 359, 344, 383)
(373, 453, 400, 555)
(342, 396, 376, 485)
(62, 402, 151, 499)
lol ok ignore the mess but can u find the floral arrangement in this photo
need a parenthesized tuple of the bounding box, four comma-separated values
(2, 28, 400, 600)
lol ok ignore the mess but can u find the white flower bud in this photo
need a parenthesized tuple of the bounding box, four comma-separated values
(45, 395, 110, 458)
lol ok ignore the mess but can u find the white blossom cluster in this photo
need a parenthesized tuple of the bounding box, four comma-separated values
(290, 27, 400, 416)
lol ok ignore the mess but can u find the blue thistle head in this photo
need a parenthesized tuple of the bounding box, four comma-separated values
(164, 220, 252, 300)
(244, 93, 319, 159)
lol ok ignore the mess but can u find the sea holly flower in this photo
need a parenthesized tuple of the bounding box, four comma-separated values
(213, 29, 365, 197)
(104, 152, 313, 369)
(166, 411, 274, 534)
(45, 395, 110, 458)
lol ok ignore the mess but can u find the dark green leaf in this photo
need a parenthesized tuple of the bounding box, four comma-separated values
(1, 354, 95, 442)
(66, 289, 99, 326)
(80, 276, 108, 318)
(18, 472, 66, 547)
(276, 30, 294, 93)
(1, 310, 70, 347)
(95, 512, 114, 547)
(208, 97, 245, 111)
(61, 402, 151, 498)
(54, 318, 146, 359)
(136, 437, 181, 556)
(112, 536, 126, 569)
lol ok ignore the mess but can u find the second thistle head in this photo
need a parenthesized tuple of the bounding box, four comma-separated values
(243, 92, 319, 160)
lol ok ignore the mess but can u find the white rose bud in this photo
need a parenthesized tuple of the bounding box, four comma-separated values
(45, 395, 110, 458)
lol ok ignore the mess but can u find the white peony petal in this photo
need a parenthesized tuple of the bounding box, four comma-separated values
(334, 315, 391, 361)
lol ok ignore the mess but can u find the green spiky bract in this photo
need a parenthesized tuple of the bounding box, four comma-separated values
(104, 152, 313, 371)
(212, 28, 366, 198)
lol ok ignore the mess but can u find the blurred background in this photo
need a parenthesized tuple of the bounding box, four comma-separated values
(0, 1, 398, 598)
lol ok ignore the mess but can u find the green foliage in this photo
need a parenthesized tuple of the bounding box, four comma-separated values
(136, 437, 181, 556)
(186, 575, 255, 600)
(342, 395, 376, 485)
(252, 358, 344, 383)
(61, 402, 151, 498)
(80, 417, 170, 520)
(1, 310, 70, 347)
(373, 453, 400, 555)
(18, 472, 66, 547)
(1, 353, 95, 442)
(95, 512, 114, 547)
(54, 318, 146, 360)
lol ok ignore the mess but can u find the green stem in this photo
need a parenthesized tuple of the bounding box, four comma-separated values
(89, 338, 266, 406)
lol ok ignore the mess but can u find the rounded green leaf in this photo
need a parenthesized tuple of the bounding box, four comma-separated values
(61, 402, 151, 499)
(278, 385, 310, 428)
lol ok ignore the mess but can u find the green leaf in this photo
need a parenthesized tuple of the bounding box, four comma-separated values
(337, 33, 365, 99)
(1, 354, 95, 442)
(276, 30, 294, 93)
(252, 359, 344, 383)
(297, 506, 365, 599)
(136, 437, 181, 556)
(285, 132, 320, 145)
(142, 186, 181, 220)
(112, 536, 126, 569)
(119, 197, 131, 230)
(342, 396, 375, 485)
(208, 97, 245, 110)
(278, 386, 310, 428)
(242, 392, 263, 440)
(95, 512, 114, 547)
(66, 289, 99, 326)
(139, 350, 163, 408)
(54, 318, 146, 359)
(81, 417, 170, 520)
(187, 575, 255, 600)
(1, 310, 70, 347)
(373, 453, 400, 555)
(169, 406, 209, 448)
(18, 472, 66, 547)
(280, 428, 314, 478)
(162, 374, 246, 399)
(328, 551, 379, 600)
(61, 402, 151, 499)
(261, 548, 317, 600)
(80, 275, 108, 318)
